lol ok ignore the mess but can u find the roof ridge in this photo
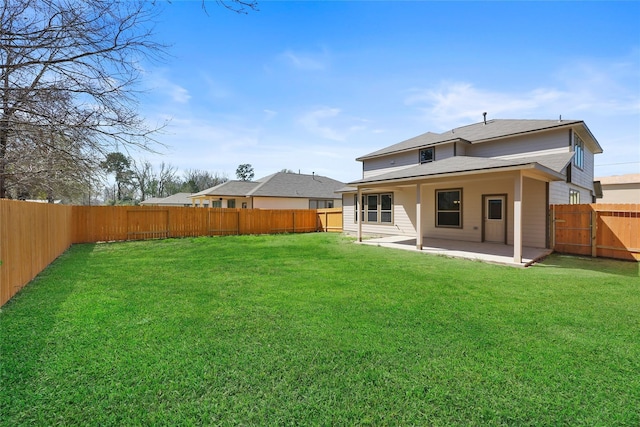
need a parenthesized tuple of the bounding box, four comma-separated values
(247, 173, 276, 196)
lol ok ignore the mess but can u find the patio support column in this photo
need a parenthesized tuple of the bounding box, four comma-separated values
(357, 187, 362, 242)
(416, 183, 423, 250)
(514, 171, 523, 263)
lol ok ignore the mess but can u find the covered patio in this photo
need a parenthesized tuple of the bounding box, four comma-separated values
(347, 153, 574, 265)
(358, 235, 553, 267)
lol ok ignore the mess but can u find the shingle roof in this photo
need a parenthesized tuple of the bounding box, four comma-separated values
(357, 119, 600, 160)
(349, 152, 574, 185)
(192, 172, 345, 199)
(139, 197, 164, 205)
(158, 193, 194, 205)
(192, 181, 260, 197)
(140, 193, 195, 206)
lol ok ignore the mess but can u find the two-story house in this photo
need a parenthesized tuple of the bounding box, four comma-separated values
(342, 118, 603, 263)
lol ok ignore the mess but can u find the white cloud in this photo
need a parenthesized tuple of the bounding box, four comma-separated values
(263, 109, 278, 121)
(298, 107, 371, 142)
(402, 55, 640, 177)
(299, 107, 344, 141)
(169, 85, 191, 104)
(405, 82, 569, 130)
(405, 56, 640, 131)
(141, 68, 192, 105)
(279, 48, 329, 71)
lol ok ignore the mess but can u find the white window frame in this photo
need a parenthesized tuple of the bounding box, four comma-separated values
(569, 189, 580, 204)
(354, 193, 393, 224)
(573, 132, 584, 170)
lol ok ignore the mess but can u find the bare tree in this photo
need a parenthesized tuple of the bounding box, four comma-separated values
(131, 159, 154, 202)
(1, 0, 260, 200)
(207, 0, 258, 14)
(183, 169, 228, 193)
(0, 0, 170, 198)
(154, 162, 178, 197)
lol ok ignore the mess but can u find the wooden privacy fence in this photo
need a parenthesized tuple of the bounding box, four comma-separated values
(551, 204, 639, 261)
(0, 200, 74, 307)
(316, 207, 343, 232)
(1, 201, 344, 306)
(72, 206, 320, 243)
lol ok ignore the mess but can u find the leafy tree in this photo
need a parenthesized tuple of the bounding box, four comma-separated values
(101, 153, 133, 202)
(236, 164, 255, 181)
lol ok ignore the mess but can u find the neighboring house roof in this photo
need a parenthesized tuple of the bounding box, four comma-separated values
(140, 193, 194, 206)
(349, 152, 574, 185)
(192, 172, 345, 199)
(139, 197, 164, 205)
(192, 181, 261, 197)
(596, 174, 640, 185)
(357, 119, 602, 160)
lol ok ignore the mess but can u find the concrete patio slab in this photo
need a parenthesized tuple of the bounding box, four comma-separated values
(357, 235, 552, 267)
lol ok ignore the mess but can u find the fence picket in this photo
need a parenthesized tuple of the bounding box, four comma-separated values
(0, 202, 339, 306)
(552, 204, 639, 261)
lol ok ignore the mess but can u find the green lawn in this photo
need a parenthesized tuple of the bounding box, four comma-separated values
(1, 233, 638, 425)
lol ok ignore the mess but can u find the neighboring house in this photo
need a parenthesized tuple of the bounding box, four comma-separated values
(191, 172, 344, 209)
(342, 118, 603, 263)
(595, 174, 640, 204)
(139, 193, 199, 207)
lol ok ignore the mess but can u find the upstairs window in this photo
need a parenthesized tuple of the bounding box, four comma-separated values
(573, 133, 584, 169)
(419, 147, 435, 164)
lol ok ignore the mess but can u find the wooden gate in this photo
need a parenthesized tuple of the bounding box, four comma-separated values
(551, 204, 639, 261)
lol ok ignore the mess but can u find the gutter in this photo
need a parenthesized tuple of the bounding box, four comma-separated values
(348, 162, 565, 188)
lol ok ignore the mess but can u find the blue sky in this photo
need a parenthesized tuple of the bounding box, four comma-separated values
(137, 1, 640, 183)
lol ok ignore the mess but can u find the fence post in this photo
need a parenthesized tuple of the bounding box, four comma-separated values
(591, 208, 598, 258)
(550, 205, 555, 249)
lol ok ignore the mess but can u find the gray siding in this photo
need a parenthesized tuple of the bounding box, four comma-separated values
(466, 129, 570, 159)
(549, 182, 593, 204)
(570, 132, 596, 194)
(363, 151, 417, 179)
(342, 188, 416, 237)
(363, 143, 457, 178)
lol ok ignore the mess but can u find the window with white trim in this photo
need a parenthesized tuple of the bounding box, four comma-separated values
(573, 133, 584, 169)
(354, 193, 393, 224)
(436, 189, 462, 228)
(419, 147, 435, 164)
(569, 189, 580, 204)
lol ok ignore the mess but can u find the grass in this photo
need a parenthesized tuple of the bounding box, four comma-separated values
(1, 233, 638, 425)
